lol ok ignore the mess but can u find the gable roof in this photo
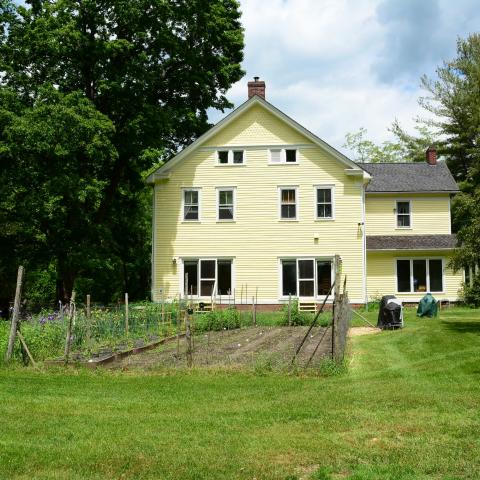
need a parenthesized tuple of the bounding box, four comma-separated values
(366, 234, 458, 251)
(146, 95, 368, 183)
(358, 162, 459, 193)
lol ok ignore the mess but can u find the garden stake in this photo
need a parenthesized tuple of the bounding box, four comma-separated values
(64, 291, 76, 364)
(5, 265, 24, 362)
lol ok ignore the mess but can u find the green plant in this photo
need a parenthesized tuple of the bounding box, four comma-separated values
(280, 299, 313, 326)
(318, 357, 347, 377)
(461, 274, 480, 307)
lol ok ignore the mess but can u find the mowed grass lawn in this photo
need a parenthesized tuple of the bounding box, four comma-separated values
(1, 308, 480, 480)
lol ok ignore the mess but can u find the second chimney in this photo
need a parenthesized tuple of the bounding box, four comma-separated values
(248, 77, 266, 99)
(426, 145, 437, 165)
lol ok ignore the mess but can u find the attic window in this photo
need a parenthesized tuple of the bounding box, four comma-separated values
(216, 150, 245, 165)
(269, 148, 298, 164)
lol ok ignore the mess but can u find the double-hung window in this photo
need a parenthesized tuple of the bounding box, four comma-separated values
(279, 187, 297, 220)
(183, 258, 233, 297)
(396, 258, 444, 293)
(315, 186, 334, 219)
(281, 259, 333, 297)
(183, 188, 200, 221)
(269, 148, 298, 164)
(396, 201, 411, 228)
(217, 188, 235, 221)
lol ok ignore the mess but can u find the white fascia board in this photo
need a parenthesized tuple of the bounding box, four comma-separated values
(145, 96, 365, 183)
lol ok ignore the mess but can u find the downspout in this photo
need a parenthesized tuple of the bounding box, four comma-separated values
(362, 185, 368, 307)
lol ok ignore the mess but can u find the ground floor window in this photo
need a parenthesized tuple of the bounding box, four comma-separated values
(396, 258, 444, 293)
(281, 258, 333, 297)
(183, 259, 232, 296)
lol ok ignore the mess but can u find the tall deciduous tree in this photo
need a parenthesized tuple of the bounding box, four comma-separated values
(0, 0, 244, 305)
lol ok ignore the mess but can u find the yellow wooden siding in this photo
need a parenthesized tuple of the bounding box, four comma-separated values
(367, 251, 463, 302)
(206, 104, 313, 146)
(365, 194, 451, 235)
(153, 106, 365, 303)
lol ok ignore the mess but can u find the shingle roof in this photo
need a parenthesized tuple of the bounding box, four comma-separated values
(357, 162, 459, 193)
(366, 234, 458, 251)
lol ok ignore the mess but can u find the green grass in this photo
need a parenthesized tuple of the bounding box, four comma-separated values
(1, 307, 480, 479)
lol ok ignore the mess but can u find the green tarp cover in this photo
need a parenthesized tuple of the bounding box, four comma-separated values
(417, 293, 438, 317)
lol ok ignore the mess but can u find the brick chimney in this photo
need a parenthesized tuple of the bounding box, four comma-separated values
(426, 145, 437, 165)
(248, 76, 266, 99)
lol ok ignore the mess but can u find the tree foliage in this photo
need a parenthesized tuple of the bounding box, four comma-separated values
(0, 0, 244, 308)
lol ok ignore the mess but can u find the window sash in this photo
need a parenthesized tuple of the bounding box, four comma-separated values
(183, 189, 199, 220)
(269, 148, 298, 164)
(218, 189, 235, 220)
(396, 258, 443, 293)
(280, 188, 297, 219)
(396, 201, 411, 227)
(316, 187, 333, 219)
(184, 259, 233, 297)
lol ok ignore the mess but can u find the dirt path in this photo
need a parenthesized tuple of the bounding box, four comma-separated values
(108, 326, 333, 370)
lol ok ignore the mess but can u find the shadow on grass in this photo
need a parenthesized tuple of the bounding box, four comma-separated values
(441, 320, 480, 334)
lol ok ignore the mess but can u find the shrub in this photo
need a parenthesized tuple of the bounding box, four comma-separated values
(280, 299, 312, 326)
(462, 274, 480, 307)
(193, 307, 240, 333)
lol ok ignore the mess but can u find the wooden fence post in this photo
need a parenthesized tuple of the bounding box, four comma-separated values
(288, 294, 292, 326)
(5, 266, 24, 362)
(252, 296, 256, 326)
(124, 293, 129, 336)
(184, 273, 193, 367)
(64, 291, 76, 364)
(332, 255, 342, 360)
(86, 294, 91, 345)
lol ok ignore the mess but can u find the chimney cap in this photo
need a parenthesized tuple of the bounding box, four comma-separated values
(253, 76, 259, 82)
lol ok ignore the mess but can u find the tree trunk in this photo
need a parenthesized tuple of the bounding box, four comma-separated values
(56, 258, 76, 304)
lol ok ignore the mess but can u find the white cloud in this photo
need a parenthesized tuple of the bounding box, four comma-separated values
(210, 0, 480, 158)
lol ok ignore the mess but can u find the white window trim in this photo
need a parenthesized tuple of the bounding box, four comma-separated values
(278, 256, 335, 300)
(278, 186, 299, 221)
(180, 257, 235, 299)
(395, 199, 412, 230)
(216, 186, 236, 222)
(314, 185, 335, 221)
(395, 257, 445, 294)
(181, 187, 201, 222)
(268, 148, 299, 165)
(215, 149, 247, 166)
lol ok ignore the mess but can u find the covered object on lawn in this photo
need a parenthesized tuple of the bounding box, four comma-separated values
(377, 295, 404, 330)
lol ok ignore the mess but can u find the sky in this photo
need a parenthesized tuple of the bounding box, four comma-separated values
(210, 0, 480, 156)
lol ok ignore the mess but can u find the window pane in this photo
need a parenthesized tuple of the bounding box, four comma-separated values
(281, 189, 295, 203)
(184, 261, 198, 295)
(233, 151, 243, 164)
(299, 280, 314, 297)
(270, 149, 281, 163)
(317, 188, 331, 203)
(298, 259, 314, 279)
(200, 280, 215, 296)
(200, 260, 215, 279)
(219, 207, 234, 220)
(282, 261, 297, 296)
(317, 261, 332, 295)
(397, 202, 410, 214)
(184, 205, 198, 220)
(218, 151, 228, 164)
(184, 190, 198, 205)
(285, 149, 297, 162)
(413, 260, 427, 292)
(429, 260, 443, 292)
(397, 260, 411, 292)
(317, 204, 332, 219)
(219, 190, 233, 205)
(281, 204, 296, 219)
(397, 214, 411, 227)
(217, 261, 232, 296)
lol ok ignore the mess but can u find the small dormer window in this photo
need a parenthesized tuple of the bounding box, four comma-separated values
(216, 149, 245, 165)
(269, 148, 298, 164)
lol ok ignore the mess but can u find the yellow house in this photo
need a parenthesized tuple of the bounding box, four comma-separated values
(147, 78, 462, 307)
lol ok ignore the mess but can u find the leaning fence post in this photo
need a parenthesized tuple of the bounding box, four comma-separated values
(64, 291, 76, 364)
(124, 292, 129, 336)
(288, 294, 292, 326)
(252, 296, 256, 326)
(86, 294, 91, 346)
(332, 255, 342, 360)
(5, 266, 24, 362)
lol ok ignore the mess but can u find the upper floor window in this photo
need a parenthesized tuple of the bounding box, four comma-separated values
(183, 188, 200, 221)
(217, 188, 235, 221)
(217, 150, 245, 165)
(279, 187, 297, 220)
(269, 148, 298, 164)
(396, 201, 411, 228)
(315, 186, 334, 219)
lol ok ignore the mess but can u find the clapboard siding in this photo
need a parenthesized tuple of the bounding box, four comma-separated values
(367, 251, 463, 302)
(365, 194, 451, 235)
